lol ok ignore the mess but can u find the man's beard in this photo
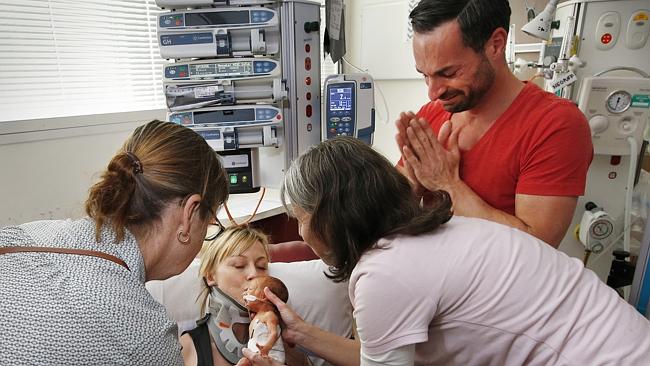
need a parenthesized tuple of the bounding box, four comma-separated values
(440, 55, 496, 113)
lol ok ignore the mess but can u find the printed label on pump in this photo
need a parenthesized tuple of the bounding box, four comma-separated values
(632, 95, 650, 108)
(195, 86, 222, 98)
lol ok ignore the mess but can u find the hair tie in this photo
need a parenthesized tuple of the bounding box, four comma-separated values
(125, 152, 143, 175)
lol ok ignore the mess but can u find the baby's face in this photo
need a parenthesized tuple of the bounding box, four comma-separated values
(243, 278, 267, 309)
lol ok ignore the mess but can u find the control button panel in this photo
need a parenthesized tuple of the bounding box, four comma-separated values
(325, 82, 356, 139)
(626, 10, 650, 49)
(595, 11, 621, 50)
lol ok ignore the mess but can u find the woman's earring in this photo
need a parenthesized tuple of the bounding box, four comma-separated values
(177, 230, 190, 244)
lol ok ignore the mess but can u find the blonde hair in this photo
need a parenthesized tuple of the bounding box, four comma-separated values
(198, 225, 270, 314)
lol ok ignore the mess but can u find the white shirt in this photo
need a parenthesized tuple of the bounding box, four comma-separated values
(350, 216, 650, 365)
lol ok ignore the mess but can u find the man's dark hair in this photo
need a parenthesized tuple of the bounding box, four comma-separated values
(409, 0, 511, 52)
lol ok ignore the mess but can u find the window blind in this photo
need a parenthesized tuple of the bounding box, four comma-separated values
(0, 0, 165, 123)
(0, 0, 336, 124)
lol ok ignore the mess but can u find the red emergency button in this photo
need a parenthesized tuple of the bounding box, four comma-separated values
(306, 105, 312, 117)
(601, 33, 612, 44)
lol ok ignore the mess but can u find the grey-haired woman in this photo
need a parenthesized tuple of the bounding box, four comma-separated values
(240, 137, 650, 366)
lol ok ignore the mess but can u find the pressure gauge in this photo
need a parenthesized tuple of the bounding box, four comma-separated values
(606, 90, 632, 114)
(591, 219, 613, 239)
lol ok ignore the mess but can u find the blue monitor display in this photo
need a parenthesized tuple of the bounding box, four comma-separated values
(329, 87, 353, 111)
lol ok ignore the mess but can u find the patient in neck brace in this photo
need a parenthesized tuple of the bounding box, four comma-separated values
(243, 275, 289, 363)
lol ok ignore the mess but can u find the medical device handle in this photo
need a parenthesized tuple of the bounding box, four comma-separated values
(593, 67, 650, 78)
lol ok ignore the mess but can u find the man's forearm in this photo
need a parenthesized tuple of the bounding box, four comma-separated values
(426, 182, 548, 244)
(429, 182, 575, 247)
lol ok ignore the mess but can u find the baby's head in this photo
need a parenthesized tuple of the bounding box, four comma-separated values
(243, 276, 289, 311)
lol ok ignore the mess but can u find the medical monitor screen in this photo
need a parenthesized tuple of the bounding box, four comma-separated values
(329, 87, 353, 112)
(185, 11, 249, 26)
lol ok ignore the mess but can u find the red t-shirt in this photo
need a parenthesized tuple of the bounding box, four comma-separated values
(413, 83, 593, 215)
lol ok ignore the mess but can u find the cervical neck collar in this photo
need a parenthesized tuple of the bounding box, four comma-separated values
(206, 286, 251, 364)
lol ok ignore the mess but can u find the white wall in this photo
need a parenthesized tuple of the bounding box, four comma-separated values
(361, 79, 429, 162)
(0, 110, 165, 226)
(344, 0, 429, 163)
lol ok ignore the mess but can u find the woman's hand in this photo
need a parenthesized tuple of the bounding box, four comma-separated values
(264, 287, 307, 346)
(235, 348, 285, 366)
(266, 286, 360, 366)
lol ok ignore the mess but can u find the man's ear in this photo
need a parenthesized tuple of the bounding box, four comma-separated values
(180, 193, 203, 233)
(484, 27, 508, 61)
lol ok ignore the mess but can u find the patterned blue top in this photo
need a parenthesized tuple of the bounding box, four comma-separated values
(0, 218, 183, 365)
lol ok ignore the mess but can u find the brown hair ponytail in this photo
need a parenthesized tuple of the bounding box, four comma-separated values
(86, 153, 141, 242)
(85, 120, 229, 242)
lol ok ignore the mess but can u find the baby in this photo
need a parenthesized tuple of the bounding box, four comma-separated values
(243, 276, 289, 363)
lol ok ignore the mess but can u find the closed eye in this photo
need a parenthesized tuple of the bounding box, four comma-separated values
(441, 70, 457, 78)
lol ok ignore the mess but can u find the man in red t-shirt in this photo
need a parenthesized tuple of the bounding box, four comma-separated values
(396, 0, 593, 247)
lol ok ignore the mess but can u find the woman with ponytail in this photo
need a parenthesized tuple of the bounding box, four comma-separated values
(0, 120, 229, 365)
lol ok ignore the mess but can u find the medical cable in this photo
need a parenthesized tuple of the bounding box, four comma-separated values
(624, 136, 638, 253)
(223, 187, 266, 226)
(593, 67, 650, 78)
(341, 56, 391, 125)
(528, 73, 544, 83)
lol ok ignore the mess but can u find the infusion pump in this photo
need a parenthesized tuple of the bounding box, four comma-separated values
(158, 0, 323, 192)
(156, 0, 272, 8)
(157, 7, 280, 59)
(163, 58, 284, 111)
(323, 73, 376, 145)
